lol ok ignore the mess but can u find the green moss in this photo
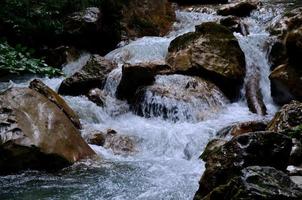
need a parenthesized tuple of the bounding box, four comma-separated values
(168, 32, 199, 52)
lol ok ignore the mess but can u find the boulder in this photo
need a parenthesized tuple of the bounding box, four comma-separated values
(116, 62, 171, 101)
(42, 46, 81, 68)
(286, 27, 302, 66)
(63, 7, 104, 53)
(117, 0, 175, 40)
(198, 166, 302, 200)
(87, 132, 106, 146)
(290, 138, 302, 166)
(196, 131, 292, 198)
(269, 8, 302, 71)
(166, 22, 246, 101)
(217, 1, 258, 17)
(87, 88, 106, 107)
(29, 79, 81, 129)
(170, 0, 228, 5)
(217, 120, 267, 137)
(58, 55, 116, 96)
(220, 16, 248, 35)
(270, 64, 302, 105)
(104, 134, 136, 155)
(132, 75, 228, 122)
(0, 88, 95, 175)
(267, 101, 302, 132)
(87, 129, 136, 155)
(270, 7, 302, 39)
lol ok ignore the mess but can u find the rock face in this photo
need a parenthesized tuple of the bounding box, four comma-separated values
(0, 88, 95, 175)
(116, 62, 171, 101)
(133, 75, 228, 121)
(64, 7, 104, 53)
(58, 55, 116, 96)
(217, 120, 267, 137)
(166, 22, 246, 101)
(286, 27, 302, 66)
(195, 131, 292, 198)
(29, 79, 81, 129)
(269, 9, 302, 105)
(270, 64, 302, 105)
(200, 166, 302, 200)
(217, 1, 258, 17)
(267, 101, 302, 132)
(118, 0, 175, 39)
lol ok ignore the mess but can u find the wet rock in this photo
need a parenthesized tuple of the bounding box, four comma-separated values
(196, 131, 292, 198)
(58, 55, 116, 96)
(217, 120, 267, 137)
(269, 41, 287, 70)
(133, 75, 228, 122)
(42, 46, 81, 68)
(104, 134, 136, 155)
(269, 27, 302, 105)
(270, 7, 302, 39)
(220, 16, 248, 35)
(269, 8, 302, 72)
(29, 79, 81, 129)
(200, 139, 227, 161)
(290, 138, 302, 166)
(217, 1, 258, 17)
(286, 27, 302, 66)
(87, 129, 136, 155)
(116, 62, 171, 101)
(199, 166, 302, 200)
(87, 88, 106, 107)
(87, 132, 106, 146)
(0, 88, 95, 175)
(291, 176, 302, 189)
(166, 22, 246, 101)
(245, 73, 267, 115)
(270, 64, 302, 105)
(170, 0, 228, 5)
(267, 100, 302, 132)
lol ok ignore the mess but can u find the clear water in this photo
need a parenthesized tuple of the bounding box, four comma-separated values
(0, 1, 295, 199)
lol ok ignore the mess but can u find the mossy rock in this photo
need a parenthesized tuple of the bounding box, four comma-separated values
(166, 22, 246, 101)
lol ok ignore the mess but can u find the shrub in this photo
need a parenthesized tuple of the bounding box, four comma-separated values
(0, 40, 62, 77)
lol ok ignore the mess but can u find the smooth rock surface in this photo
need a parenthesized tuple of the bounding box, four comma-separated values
(0, 88, 95, 175)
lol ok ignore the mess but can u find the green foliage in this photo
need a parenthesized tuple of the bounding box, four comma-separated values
(0, 0, 104, 41)
(0, 41, 62, 77)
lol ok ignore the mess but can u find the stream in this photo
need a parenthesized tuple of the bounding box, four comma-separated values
(0, 0, 299, 199)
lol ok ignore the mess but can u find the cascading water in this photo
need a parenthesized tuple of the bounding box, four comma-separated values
(0, 1, 294, 200)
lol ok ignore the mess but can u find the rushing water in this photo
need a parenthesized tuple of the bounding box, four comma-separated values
(0, 1, 297, 199)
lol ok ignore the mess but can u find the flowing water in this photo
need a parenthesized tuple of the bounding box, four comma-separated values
(0, 1, 298, 199)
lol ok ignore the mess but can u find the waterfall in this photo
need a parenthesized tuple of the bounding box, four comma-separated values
(0, 1, 290, 200)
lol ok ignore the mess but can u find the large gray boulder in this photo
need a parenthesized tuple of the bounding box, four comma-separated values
(195, 131, 292, 198)
(166, 22, 246, 101)
(199, 166, 302, 200)
(0, 88, 95, 175)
